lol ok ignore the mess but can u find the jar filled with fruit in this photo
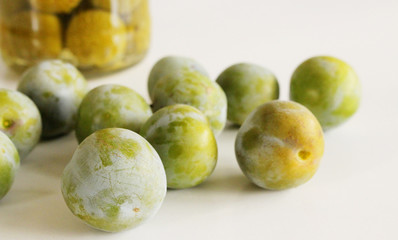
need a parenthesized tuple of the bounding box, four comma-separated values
(0, 0, 151, 74)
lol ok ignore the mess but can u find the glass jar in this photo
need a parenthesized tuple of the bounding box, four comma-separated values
(0, 0, 151, 74)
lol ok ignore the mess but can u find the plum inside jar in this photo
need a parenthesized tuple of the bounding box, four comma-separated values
(0, 0, 151, 74)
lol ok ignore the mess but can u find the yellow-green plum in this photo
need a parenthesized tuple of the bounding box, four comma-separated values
(18, 60, 88, 139)
(66, 10, 127, 68)
(216, 63, 279, 125)
(140, 104, 217, 189)
(61, 128, 166, 232)
(0, 131, 20, 200)
(75, 84, 152, 143)
(151, 70, 226, 137)
(235, 101, 324, 190)
(0, 11, 62, 65)
(0, 89, 42, 159)
(148, 56, 209, 101)
(290, 56, 361, 130)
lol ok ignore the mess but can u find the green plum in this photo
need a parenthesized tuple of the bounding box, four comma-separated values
(235, 100, 324, 190)
(75, 84, 152, 143)
(61, 128, 166, 232)
(290, 56, 361, 130)
(0, 89, 42, 159)
(148, 56, 209, 101)
(0, 131, 20, 200)
(18, 60, 88, 139)
(216, 63, 279, 125)
(140, 104, 217, 189)
(151, 71, 227, 137)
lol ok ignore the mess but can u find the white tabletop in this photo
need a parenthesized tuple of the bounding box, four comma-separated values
(1, 0, 397, 239)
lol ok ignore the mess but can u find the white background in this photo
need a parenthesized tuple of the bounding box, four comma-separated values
(1, 0, 398, 239)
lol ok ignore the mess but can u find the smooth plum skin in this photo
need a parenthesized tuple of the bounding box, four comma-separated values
(151, 70, 227, 137)
(147, 56, 209, 101)
(0, 131, 20, 200)
(75, 84, 152, 143)
(235, 101, 324, 190)
(62, 128, 166, 232)
(216, 63, 279, 125)
(0, 89, 42, 159)
(290, 56, 361, 130)
(18, 60, 88, 139)
(140, 104, 217, 189)
(66, 10, 127, 68)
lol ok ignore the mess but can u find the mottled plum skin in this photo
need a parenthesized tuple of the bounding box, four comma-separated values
(140, 104, 217, 189)
(0, 131, 20, 200)
(62, 128, 166, 232)
(148, 56, 209, 100)
(75, 84, 152, 143)
(290, 56, 361, 130)
(235, 101, 324, 190)
(18, 60, 88, 139)
(151, 70, 226, 136)
(0, 89, 42, 159)
(216, 63, 279, 125)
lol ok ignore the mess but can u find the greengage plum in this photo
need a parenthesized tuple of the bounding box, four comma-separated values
(290, 56, 361, 130)
(235, 100, 324, 190)
(148, 56, 209, 101)
(140, 104, 217, 189)
(0, 11, 62, 65)
(66, 10, 127, 68)
(75, 84, 152, 143)
(0, 131, 20, 200)
(18, 60, 88, 139)
(216, 63, 279, 125)
(61, 128, 166, 232)
(151, 71, 227, 136)
(0, 89, 41, 159)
